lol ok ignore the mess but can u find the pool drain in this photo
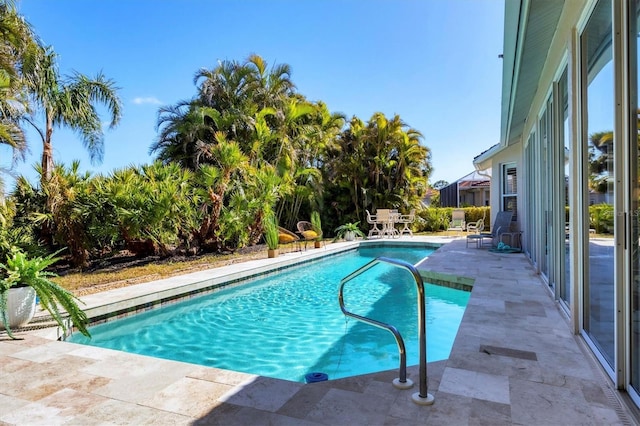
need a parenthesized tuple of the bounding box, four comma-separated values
(305, 372, 328, 383)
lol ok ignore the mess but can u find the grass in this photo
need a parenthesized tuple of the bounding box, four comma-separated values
(54, 249, 268, 296)
(51, 230, 485, 297)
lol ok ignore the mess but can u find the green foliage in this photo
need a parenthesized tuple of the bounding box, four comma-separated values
(414, 207, 490, 232)
(588, 131, 613, 194)
(0, 247, 90, 338)
(4, 158, 292, 266)
(22, 43, 122, 182)
(334, 222, 365, 240)
(431, 180, 449, 190)
(107, 161, 197, 256)
(430, 192, 441, 207)
(152, 55, 430, 232)
(36, 162, 95, 267)
(1, 53, 434, 268)
(0, 2, 38, 159)
(310, 211, 322, 240)
(589, 203, 613, 234)
(263, 213, 279, 250)
(415, 208, 450, 232)
(0, 196, 37, 261)
(462, 207, 490, 227)
(322, 112, 431, 227)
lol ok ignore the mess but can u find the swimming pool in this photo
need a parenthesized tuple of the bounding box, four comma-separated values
(69, 245, 470, 382)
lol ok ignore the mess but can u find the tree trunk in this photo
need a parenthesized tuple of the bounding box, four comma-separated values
(41, 115, 54, 183)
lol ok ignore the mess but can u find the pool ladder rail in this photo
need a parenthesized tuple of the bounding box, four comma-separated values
(339, 256, 434, 406)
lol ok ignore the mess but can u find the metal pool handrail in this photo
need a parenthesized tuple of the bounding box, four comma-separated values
(338, 256, 434, 405)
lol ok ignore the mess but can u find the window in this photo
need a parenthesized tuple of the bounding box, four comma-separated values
(502, 163, 517, 220)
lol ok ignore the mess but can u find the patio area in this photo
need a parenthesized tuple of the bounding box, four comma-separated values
(0, 237, 637, 425)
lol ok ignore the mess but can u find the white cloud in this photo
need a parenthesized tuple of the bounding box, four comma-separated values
(132, 96, 162, 105)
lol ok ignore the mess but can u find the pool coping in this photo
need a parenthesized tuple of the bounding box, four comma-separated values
(46, 239, 456, 339)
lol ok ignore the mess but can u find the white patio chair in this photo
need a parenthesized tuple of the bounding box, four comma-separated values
(397, 209, 415, 236)
(447, 209, 466, 233)
(366, 210, 382, 238)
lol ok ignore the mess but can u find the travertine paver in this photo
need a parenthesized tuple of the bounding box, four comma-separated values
(0, 237, 636, 425)
(438, 367, 510, 404)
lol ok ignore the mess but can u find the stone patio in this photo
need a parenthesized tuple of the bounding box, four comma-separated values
(0, 237, 637, 425)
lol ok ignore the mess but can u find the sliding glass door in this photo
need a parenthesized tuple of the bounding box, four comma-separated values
(629, 0, 640, 401)
(581, 0, 615, 369)
(559, 68, 571, 307)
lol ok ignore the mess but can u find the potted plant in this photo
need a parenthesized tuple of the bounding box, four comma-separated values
(310, 211, 323, 248)
(0, 247, 90, 339)
(334, 222, 365, 241)
(263, 214, 279, 258)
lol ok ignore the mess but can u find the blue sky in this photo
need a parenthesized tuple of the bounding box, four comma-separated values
(1, 0, 504, 192)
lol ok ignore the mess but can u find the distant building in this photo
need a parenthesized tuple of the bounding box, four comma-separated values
(438, 170, 491, 208)
(420, 187, 439, 207)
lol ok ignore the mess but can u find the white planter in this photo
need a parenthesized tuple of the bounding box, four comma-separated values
(344, 231, 355, 241)
(0, 286, 37, 329)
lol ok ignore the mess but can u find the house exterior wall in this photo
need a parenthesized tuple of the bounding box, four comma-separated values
(439, 182, 459, 207)
(485, 0, 640, 412)
(487, 144, 522, 230)
(459, 187, 490, 207)
(441, 184, 490, 208)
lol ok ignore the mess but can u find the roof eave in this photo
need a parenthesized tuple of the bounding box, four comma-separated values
(499, 0, 524, 148)
(473, 144, 505, 170)
(500, 0, 566, 147)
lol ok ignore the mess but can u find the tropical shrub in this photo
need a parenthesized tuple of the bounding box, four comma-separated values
(415, 208, 449, 232)
(413, 207, 491, 232)
(37, 162, 96, 268)
(463, 207, 490, 229)
(0, 197, 33, 261)
(589, 203, 614, 234)
(105, 162, 198, 256)
(334, 222, 365, 240)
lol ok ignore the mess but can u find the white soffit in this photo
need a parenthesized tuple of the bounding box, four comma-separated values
(500, 0, 565, 147)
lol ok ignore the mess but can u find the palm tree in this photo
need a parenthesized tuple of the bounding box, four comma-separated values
(389, 123, 430, 208)
(323, 112, 431, 226)
(34, 161, 94, 266)
(588, 130, 613, 194)
(0, 1, 37, 165)
(275, 101, 344, 226)
(193, 134, 249, 249)
(21, 45, 122, 183)
(325, 116, 369, 217)
(153, 103, 230, 169)
(193, 58, 255, 146)
(244, 53, 294, 110)
(155, 55, 295, 170)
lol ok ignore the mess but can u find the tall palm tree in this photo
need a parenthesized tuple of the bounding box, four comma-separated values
(193, 58, 255, 146)
(21, 45, 122, 183)
(153, 103, 227, 169)
(323, 112, 431, 225)
(276, 101, 344, 225)
(244, 53, 294, 111)
(391, 127, 430, 208)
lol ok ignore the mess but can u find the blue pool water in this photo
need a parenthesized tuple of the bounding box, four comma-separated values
(69, 246, 470, 382)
